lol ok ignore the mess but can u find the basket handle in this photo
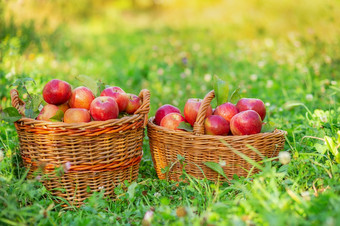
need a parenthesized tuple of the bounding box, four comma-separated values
(134, 89, 151, 127)
(193, 90, 215, 135)
(10, 89, 26, 116)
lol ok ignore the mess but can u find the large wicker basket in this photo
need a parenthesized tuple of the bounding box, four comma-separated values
(147, 90, 286, 182)
(10, 88, 150, 206)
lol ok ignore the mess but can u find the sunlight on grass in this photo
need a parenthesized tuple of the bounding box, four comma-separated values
(0, 0, 340, 225)
(3, 0, 340, 40)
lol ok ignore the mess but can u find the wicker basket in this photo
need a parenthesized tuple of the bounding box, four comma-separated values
(10, 88, 150, 206)
(147, 90, 286, 182)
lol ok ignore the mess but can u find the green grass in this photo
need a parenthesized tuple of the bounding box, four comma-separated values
(1, 1, 340, 225)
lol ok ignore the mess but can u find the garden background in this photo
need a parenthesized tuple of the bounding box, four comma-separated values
(0, 0, 339, 225)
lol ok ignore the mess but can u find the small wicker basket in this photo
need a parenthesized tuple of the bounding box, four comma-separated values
(147, 90, 286, 182)
(10, 88, 150, 206)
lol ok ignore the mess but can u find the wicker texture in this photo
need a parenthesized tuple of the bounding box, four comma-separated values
(11, 88, 150, 205)
(147, 90, 286, 182)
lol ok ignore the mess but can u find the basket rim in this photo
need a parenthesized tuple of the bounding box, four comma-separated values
(147, 116, 287, 140)
(15, 114, 143, 127)
(11, 88, 151, 129)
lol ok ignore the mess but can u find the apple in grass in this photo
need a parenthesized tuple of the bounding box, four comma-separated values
(230, 110, 262, 135)
(184, 98, 213, 126)
(236, 98, 266, 121)
(90, 96, 119, 121)
(64, 108, 91, 123)
(69, 86, 95, 110)
(42, 79, 72, 105)
(100, 86, 129, 112)
(204, 115, 230, 135)
(160, 113, 185, 130)
(154, 104, 181, 125)
(214, 102, 239, 123)
(125, 94, 142, 114)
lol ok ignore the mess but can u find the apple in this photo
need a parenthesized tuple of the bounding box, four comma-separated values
(37, 104, 59, 121)
(160, 113, 185, 130)
(100, 86, 129, 112)
(125, 94, 142, 114)
(58, 102, 70, 113)
(69, 86, 95, 110)
(42, 79, 72, 105)
(154, 104, 181, 125)
(204, 115, 230, 135)
(184, 98, 213, 126)
(90, 96, 119, 121)
(236, 98, 266, 121)
(213, 102, 239, 123)
(64, 108, 91, 123)
(103, 86, 124, 93)
(230, 110, 262, 135)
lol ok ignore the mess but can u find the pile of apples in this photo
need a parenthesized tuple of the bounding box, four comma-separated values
(154, 97, 266, 136)
(37, 79, 142, 123)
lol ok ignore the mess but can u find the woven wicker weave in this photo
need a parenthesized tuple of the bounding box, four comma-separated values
(10, 88, 150, 206)
(147, 90, 286, 182)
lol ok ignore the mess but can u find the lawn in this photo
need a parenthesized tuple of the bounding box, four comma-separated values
(1, 0, 340, 225)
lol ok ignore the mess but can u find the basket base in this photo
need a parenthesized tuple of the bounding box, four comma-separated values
(27, 163, 141, 206)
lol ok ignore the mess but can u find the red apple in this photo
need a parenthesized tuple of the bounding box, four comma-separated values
(160, 113, 185, 130)
(100, 86, 129, 112)
(58, 102, 70, 113)
(125, 94, 142, 114)
(204, 115, 230, 135)
(184, 98, 213, 126)
(90, 96, 119, 121)
(214, 102, 239, 123)
(37, 104, 59, 121)
(104, 86, 124, 93)
(236, 98, 266, 121)
(42, 79, 72, 105)
(69, 86, 95, 110)
(154, 104, 181, 125)
(64, 108, 91, 123)
(230, 110, 262, 135)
